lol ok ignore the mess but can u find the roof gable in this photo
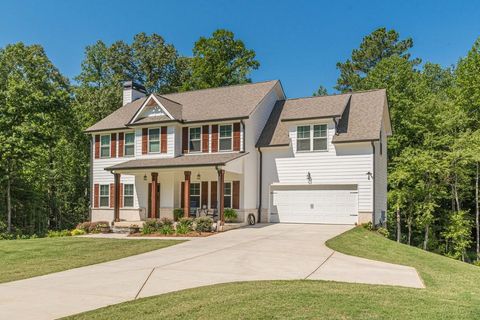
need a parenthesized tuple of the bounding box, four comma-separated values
(256, 89, 389, 147)
(85, 80, 281, 132)
(128, 94, 181, 125)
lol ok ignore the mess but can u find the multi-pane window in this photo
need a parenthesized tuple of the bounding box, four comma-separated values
(296, 126, 311, 151)
(189, 127, 201, 152)
(297, 124, 328, 152)
(100, 135, 110, 158)
(123, 184, 134, 207)
(190, 183, 201, 209)
(99, 185, 109, 207)
(219, 124, 232, 151)
(313, 124, 327, 151)
(148, 128, 160, 153)
(124, 132, 135, 156)
(224, 182, 232, 208)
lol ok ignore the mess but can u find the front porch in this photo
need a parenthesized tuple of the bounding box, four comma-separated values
(92, 153, 251, 227)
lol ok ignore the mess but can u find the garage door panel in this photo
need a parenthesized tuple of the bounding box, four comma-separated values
(271, 187, 358, 224)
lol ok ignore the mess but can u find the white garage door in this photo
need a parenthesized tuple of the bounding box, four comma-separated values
(270, 185, 358, 224)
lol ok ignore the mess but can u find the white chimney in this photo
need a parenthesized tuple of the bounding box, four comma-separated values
(123, 81, 147, 106)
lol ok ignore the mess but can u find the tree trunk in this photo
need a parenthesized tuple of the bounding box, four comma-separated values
(423, 224, 429, 250)
(6, 174, 11, 233)
(396, 206, 401, 243)
(476, 162, 479, 261)
(454, 175, 461, 211)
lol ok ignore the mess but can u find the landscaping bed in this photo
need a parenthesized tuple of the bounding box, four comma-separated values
(132, 216, 216, 237)
(129, 231, 214, 238)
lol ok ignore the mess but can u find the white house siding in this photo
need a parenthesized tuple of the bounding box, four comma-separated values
(374, 127, 388, 225)
(243, 83, 284, 212)
(134, 125, 176, 159)
(260, 121, 374, 222)
(91, 132, 139, 222)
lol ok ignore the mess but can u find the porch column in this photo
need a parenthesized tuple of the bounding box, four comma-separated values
(184, 171, 191, 217)
(114, 173, 120, 222)
(151, 172, 158, 219)
(217, 169, 225, 226)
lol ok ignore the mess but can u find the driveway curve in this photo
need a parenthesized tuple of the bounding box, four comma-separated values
(0, 224, 423, 320)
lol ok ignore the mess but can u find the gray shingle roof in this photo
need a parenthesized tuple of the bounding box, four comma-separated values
(106, 153, 248, 171)
(281, 94, 350, 121)
(85, 80, 279, 132)
(85, 97, 147, 133)
(256, 89, 389, 147)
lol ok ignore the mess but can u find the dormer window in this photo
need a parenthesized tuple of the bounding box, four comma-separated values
(297, 124, 327, 152)
(100, 135, 110, 158)
(219, 124, 233, 151)
(296, 126, 310, 151)
(189, 127, 201, 153)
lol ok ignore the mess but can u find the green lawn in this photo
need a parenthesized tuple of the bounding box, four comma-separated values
(66, 227, 480, 320)
(0, 237, 182, 283)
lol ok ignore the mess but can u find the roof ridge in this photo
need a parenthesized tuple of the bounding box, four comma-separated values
(162, 80, 279, 96)
(286, 88, 385, 102)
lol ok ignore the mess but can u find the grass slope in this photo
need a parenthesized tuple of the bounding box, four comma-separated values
(66, 227, 480, 320)
(0, 237, 182, 283)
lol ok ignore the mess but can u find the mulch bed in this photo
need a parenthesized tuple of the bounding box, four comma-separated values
(128, 232, 215, 238)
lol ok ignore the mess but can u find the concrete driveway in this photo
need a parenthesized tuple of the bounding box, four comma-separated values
(0, 224, 423, 320)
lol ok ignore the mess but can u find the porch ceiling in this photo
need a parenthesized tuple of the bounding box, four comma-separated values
(105, 153, 248, 171)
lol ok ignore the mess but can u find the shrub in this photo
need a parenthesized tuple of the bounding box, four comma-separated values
(160, 217, 173, 227)
(47, 230, 72, 238)
(160, 223, 174, 235)
(195, 216, 213, 232)
(71, 229, 86, 236)
(224, 208, 238, 222)
(376, 227, 389, 238)
(142, 219, 160, 235)
(173, 208, 184, 221)
(76, 221, 109, 233)
(176, 217, 194, 235)
(362, 221, 374, 231)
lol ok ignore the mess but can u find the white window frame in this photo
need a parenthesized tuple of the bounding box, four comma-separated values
(100, 134, 111, 158)
(148, 128, 161, 153)
(296, 125, 311, 152)
(188, 127, 202, 153)
(124, 132, 135, 157)
(312, 124, 328, 151)
(123, 184, 134, 207)
(218, 124, 233, 152)
(296, 124, 328, 152)
(99, 184, 110, 208)
(224, 181, 232, 209)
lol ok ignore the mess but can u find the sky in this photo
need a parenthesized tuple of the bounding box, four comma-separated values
(1, 0, 479, 98)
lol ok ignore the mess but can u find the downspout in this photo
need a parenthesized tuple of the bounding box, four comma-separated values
(371, 141, 376, 225)
(240, 119, 246, 152)
(257, 147, 263, 223)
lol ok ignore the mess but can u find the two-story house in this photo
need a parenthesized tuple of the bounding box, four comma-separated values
(86, 80, 391, 226)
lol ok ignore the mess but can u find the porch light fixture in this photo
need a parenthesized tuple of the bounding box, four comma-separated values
(306, 172, 312, 184)
(196, 173, 201, 180)
(143, 174, 147, 181)
(366, 171, 373, 180)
